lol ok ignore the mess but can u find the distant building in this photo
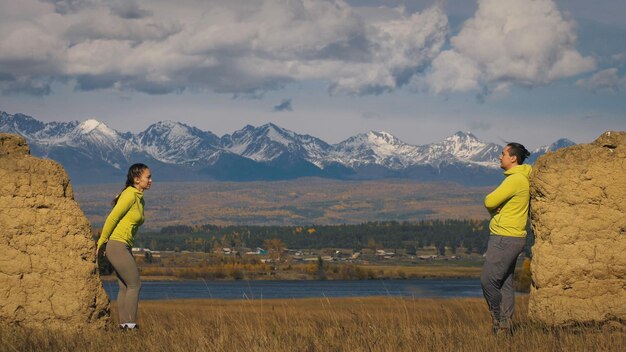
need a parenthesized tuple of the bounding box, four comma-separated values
(376, 249, 395, 257)
(246, 247, 268, 255)
(418, 255, 437, 260)
(131, 247, 151, 257)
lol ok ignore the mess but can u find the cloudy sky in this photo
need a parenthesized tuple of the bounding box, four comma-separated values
(1, 0, 625, 149)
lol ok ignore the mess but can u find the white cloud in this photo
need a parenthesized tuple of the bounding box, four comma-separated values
(612, 53, 626, 65)
(0, 0, 448, 96)
(0, 0, 598, 98)
(576, 68, 626, 92)
(425, 0, 595, 94)
(426, 50, 481, 93)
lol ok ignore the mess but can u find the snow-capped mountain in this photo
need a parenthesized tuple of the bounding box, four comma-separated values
(328, 130, 501, 170)
(0, 110, 575, 185)
(222, 123, 331, 167)
(329, 131, 420, 169)
(434, 131, 502, 165)
(0, 112, 135, 170)
(526, 138, 576, 164)
(136, 121, 221, 165)
(0, 112, 46, 136)
(68, 119, 135, 164)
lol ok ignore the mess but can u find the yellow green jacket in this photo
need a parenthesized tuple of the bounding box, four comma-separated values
(97, 186, 145, 250)
(484, 164, 532, 237)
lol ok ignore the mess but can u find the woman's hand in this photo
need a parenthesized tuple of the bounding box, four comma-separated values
(97, 243, 107, 257)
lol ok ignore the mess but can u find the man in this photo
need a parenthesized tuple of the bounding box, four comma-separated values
(481, 142, 531, 335)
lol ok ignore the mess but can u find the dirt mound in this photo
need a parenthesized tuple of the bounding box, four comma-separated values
(0, 133, 110, 329)
(529, 131, 626, 326)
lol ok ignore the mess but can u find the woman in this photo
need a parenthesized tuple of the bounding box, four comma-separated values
(97, 163, 152, 330)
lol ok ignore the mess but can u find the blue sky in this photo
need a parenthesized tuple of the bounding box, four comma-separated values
(1, 0, 625, 150)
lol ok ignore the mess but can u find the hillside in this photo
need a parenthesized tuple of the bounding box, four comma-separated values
(75, 178, 492, 229)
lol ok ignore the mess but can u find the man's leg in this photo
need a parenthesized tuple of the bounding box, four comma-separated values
(480, 235, 525, 332)
(500, 239, 525, 327)
(500, 258, 518, 326)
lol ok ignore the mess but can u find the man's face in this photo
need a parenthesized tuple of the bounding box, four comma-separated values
(500, 146, 517, 170)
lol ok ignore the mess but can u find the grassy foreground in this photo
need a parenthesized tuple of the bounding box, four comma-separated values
(1, 297, 623, 352)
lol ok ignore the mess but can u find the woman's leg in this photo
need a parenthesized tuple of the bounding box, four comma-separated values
(114, 270, 128, 324)
(106, 240, 141, 324)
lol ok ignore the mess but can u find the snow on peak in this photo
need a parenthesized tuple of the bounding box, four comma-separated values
(2, 113, 577, 179)
(74, 119, 119, 139)
(445, 131, 478, 143)
(261, 123, 294, 145)
(79, 119, 102, 133)
(532, 138, 575, 154)
(155, 120, 180, 128)
(328, 130, 418, 169)
(160, 121, 191, 136)
(77, 118, 114, 133)
(443, 131, 485, 149)
(436, 131, 500, 166)
(367, 131, 404, 146)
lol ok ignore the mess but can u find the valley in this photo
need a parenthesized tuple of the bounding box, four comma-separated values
(75, 178, 492, 229)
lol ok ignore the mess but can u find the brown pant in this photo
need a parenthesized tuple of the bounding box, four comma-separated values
(106, 240, 141, 324)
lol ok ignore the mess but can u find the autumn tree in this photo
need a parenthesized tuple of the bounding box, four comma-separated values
(263, 238, 286, 269)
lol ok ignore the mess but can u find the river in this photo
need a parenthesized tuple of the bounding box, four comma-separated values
(102, 278, 483, 300)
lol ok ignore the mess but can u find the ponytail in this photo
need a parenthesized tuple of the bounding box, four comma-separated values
(111, 163, 149, 207)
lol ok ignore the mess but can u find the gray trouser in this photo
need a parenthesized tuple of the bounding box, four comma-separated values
(480, 234, 525, 324)
(106, 240, 141, 324)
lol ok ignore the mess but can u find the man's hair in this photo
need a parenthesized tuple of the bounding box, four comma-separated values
(506, 143, 530, 164)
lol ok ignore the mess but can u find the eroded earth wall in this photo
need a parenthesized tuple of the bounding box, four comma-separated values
(529, 131, 626, 326)
(0, 133, 109, 329)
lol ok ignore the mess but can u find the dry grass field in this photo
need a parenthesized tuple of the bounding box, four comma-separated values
(74, 179, 490, 228)
(2, 296, 623, 352)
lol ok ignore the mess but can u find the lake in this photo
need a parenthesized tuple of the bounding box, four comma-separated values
(102, 278, 483, 300)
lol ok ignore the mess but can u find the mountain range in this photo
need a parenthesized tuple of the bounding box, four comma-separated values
(0, 110, 575, 185)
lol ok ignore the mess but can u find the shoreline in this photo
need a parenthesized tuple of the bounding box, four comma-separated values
(100, 274, 481, 282)
(100, 269, 483, 282)
(100, 262, 486, 282)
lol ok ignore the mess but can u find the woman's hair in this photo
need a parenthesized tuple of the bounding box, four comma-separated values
(111, 163, 149, 206)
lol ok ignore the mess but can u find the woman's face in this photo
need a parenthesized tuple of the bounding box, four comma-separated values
(134, 168, 152, 192)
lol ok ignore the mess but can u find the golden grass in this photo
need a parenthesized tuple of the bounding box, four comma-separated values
(2, 296, 623, 352)
(361, 265, 482, 278)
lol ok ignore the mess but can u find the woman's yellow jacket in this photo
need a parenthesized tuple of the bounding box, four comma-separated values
(97, 186, 145, 250)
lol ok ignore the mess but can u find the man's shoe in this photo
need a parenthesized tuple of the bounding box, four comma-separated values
(497, 319, 513, 337)
(491, 318, 500, 335)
